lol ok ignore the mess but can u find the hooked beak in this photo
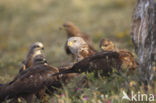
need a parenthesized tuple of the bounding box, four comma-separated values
(67, 41, 73, 47)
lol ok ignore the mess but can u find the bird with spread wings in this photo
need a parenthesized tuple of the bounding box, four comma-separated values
(55, 37, 137, 77)
(54, 37, 122, 76)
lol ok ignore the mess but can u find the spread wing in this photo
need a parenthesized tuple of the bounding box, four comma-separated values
(55, 51, 121, 76)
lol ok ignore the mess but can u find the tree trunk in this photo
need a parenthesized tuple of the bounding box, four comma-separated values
(131, 0, 156, 85)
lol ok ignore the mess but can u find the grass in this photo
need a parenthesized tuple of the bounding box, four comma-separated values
(0, 0, 155, 102)
(50, 70, 155, 103)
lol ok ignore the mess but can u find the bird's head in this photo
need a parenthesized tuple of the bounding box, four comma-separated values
(67, 37, 88, 55)
(23, 42, 45, 68)
(60, 21, 80, 36)
(99, 39, 115, 51)
(29, 42, 44, 57)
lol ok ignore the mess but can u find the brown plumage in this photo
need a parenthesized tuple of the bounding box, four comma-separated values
(46, 63, 89, 96)
(67, 37, 96, 62)
(6, 42, 45, 103)
(61, 22, 95, 60)
(44, 64, 76, 95)
(0, 55, 59, 103)
(99, 38, 116, 51)
(0, 56, 84, 103)
(54, 39, 138, 77)
(19, 42, 44, 73)
(99, 38, 137, 70)
(57, 64, 78, 87)
(117, 50, 137, 70)
(57, 64, 89, 91)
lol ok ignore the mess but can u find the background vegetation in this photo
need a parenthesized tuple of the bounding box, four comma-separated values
(0, 0, 155, 103)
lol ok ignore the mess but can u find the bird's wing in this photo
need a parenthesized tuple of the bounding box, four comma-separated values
(81, 34, 96, 52)
(54, 51, 121, 76)
(18, 60, 26, 73)
(0, 64, 59, 101)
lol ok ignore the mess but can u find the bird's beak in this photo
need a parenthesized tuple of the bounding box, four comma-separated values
(67, 41, 73, 47)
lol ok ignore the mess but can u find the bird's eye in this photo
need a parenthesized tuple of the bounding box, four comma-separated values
(35, 45, 40, 48)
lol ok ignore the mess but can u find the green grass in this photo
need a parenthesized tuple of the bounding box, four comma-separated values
(0, 0, 155, 102)
(50, 70, 155, 103)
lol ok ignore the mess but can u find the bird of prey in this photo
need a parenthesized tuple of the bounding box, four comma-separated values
(19, 42, 44, 73)
(67, 37, 96, 62)
(99, 38, 116, 51)
(0, 55, 60, 103)
(0, 48, 82, 103)
(60, 21, 95, 60)
(5, 42, 45, 103)
(99, 38, 137, 70)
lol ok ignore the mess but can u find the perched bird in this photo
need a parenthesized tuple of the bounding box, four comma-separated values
(0, 55, 60, 103)
(19, 42, 44, 73)
(0, 50, 83, 103)
(67, 37, 96, 62)
(99, 38, 116, 51)
(99, 38, 137, 70)
(6, 42, 45, 103)
(60, 21, 95, 60)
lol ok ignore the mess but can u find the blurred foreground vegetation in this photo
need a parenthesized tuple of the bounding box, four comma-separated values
(0, 0, 155, 103)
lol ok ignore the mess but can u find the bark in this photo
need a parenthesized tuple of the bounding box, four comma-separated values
(131, 0, 156, 84)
